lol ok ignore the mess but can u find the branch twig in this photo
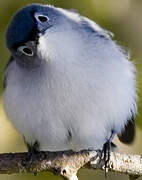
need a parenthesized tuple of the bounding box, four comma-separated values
(0, 150, 142, 180)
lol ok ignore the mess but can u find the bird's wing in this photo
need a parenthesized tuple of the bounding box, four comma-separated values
(3, 56, 14, 89)
(117, 116, 135, 144)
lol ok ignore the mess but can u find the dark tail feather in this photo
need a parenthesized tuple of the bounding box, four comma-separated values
(117, 118, 135, 144)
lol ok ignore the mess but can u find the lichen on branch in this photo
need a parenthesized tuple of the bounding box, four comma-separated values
(0, 150, 142, 180)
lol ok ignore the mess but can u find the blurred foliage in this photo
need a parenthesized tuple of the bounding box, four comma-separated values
(0, 0, 142, 180)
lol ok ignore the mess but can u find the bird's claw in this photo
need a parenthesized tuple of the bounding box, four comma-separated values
(100, 140, 111, 176)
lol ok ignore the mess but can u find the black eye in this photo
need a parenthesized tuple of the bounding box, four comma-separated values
(18, 46, 33, 56)
(37, 15, 49, 22)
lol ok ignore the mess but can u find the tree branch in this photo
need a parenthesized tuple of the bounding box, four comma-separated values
(0, 150, 142, 180)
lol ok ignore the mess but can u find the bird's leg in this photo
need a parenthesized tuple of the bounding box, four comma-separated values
(26, 141, 40, 176)
(101, 131, 115, 174)
(27, 141, 40, 162)
(21, 139, 41, 175)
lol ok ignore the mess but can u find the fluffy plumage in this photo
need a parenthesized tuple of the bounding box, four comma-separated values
(3, 4, 137, 151)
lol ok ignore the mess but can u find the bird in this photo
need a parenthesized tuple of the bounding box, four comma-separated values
(3, 3, 137, 162)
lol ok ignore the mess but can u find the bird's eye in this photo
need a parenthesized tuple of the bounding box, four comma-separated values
(37, 15, 49, 22)
(18, 46, 33, 56)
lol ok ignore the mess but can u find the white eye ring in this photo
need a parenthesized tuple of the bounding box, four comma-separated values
(18, 46, 33, 56)
(35, 14, 49, 23)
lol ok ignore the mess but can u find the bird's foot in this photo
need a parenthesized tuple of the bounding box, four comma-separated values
(100, 130, 115, 175)
(25, 141, 42, 175)
(99, 141, 110, 177)
(100, 140, 111, 175)
(27, 147, 40, 165)
(26, 141, 40, 163)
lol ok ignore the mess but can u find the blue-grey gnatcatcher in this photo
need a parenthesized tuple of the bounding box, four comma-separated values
(3, 4, 137, 160)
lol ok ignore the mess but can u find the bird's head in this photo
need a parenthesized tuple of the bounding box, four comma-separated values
(6, 4, 90, 68)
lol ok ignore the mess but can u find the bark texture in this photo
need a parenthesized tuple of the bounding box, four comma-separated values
(0, 150, 142, 180)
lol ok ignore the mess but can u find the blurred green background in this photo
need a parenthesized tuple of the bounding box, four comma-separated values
(0, 0, 142, 179)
